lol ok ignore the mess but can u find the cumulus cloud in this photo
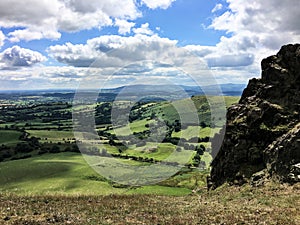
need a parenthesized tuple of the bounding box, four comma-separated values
(47, 34, 224, 88)
(48, 34, 178, 68)
(198, 0, 300, 83)
(0, 31, 5, 48)
(47, 32, 263, 87)
(114, 19, 135, 35)
(211, 3, 223, 13)
(0, 66, 88, 90)
(8, 27, 61, 43)
(141, 0, 175, 9)
(47, 42, 97, 67)
(186, 1, 300, 73)
(184, 45, 214, 57)
(209, 0, 300, 51)
(0, 0, 176, 42)
(0, 46, 46, 67)
(133, 23, 154, 36)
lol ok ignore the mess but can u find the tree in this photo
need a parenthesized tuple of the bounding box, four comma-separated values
(71, 144, 80, 153)
(193, 153, 201, 167)
(15, 143, 33, 153)
(200, 121, 207, 128)
(195, 144, 205, 155)
(50, 145, 60, 153)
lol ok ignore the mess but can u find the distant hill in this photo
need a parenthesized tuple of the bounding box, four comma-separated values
(97, 83, 245, 99)
(181, 83, 246, 96)
(0, 83, 246, 103)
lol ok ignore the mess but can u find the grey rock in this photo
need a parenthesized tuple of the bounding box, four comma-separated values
(210, 44, 300, 189)
(250, 170, 267, 187)
(287, 163, 300, 183)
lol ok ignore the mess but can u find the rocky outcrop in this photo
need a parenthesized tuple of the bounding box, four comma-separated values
(210, 44, 300, 189)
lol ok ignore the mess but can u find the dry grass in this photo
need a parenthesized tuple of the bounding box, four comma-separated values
(1, 182, 299, 225)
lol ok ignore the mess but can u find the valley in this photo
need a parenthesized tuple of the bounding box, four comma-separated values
(0, 87, 239, 195)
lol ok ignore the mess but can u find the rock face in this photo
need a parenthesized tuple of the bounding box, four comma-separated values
(210, 44, 300, 189)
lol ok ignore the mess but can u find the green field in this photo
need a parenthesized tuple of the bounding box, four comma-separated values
(0, 95, 240, 197)
(108, 119, 153, 136)
(0, 130, 22, 145)
(126, 142, 176, 161)
(172, 126, 220, 139)
(0, 152, 191, 196)
(27, 130, 75, 142)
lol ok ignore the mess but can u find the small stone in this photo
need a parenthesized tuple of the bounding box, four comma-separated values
(3, 216, 10, 221)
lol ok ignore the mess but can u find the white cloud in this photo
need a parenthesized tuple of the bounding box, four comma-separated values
(0, 31, 5, 48)
(0, 46, 46, 68)
(211, 3, 223, 13)
(46, 32, 267, 87)
(209, 0, 300, 50)
(141, 0, 175, 10)
(6, 0, 300, 89)
(8, 27, 61, 42)
(46, 34, 219, 88)
(48, 34, 178, 68)
(0, 66, 87, 90)
(115, 19, 135, 35)
(201, 0, 300, 83)
(184, 45, 214, 57)
(133, 23, 154, 36)
(0, 0, 176, 42)
(48, 42, 98, 67)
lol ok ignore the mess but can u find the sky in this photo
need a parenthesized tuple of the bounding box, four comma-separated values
(0, 0, 299, 90)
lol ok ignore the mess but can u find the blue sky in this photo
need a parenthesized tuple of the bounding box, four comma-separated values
(0, 0, 299, 90)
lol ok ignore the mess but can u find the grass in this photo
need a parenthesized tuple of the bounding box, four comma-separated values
(0, 183, 299, 224)
(201, 151, 213, 169)
(172, 126, 221, 139)
(224, 96, 240, 107)
(109, 119, 153, 136)
(125, 142, 176, 161)
(0, 152, 192, 196)
(27, 130, 75, 142)
(0, 152, 117, 195)
(0, 130, 22, 145)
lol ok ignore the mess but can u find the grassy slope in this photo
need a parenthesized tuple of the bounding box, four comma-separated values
(27, 130, 74, 142)
(0, 152, 190, 196)
(0, 130, 22, 145)
(0, 96, 240, 193)
(172, 126, 221, 139)
(0, 183, 299, 224)
(108, 119, 153, 136)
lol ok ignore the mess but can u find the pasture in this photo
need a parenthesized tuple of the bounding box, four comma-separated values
(0, 152, 192, 196)
(0, 130, 22, 145)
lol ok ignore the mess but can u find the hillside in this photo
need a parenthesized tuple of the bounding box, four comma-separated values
(210, 44, 300, 188)
(0, 152, 195, 196)
(0, 95, 239, 195)
(1, 183, 299, 224)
